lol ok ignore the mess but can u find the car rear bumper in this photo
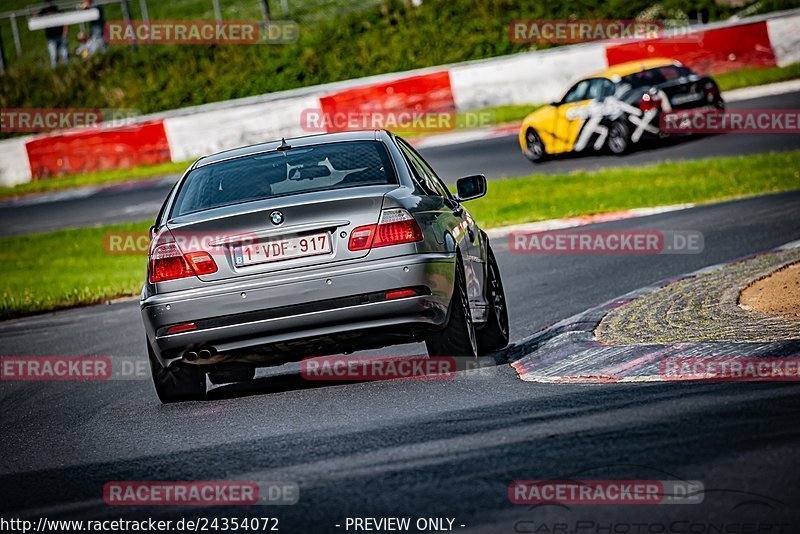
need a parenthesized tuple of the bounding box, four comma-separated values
(141, 253, 455, 366)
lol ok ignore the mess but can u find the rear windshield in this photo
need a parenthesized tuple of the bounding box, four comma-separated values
(620, 65, 691, 88)
(170, 140, 396, 217)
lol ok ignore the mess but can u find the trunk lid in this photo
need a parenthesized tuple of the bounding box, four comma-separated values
(166, 185, 394, 282)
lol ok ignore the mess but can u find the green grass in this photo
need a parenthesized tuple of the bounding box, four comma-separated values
(715, 63, 800, 91)
(466, 151, 800, 228)
(0, 221, 149, 320)
(2, 151, 798, 319)
(0, 160, 190, 199)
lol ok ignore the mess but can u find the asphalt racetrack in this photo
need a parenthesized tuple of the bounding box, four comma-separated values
(2, 190, 800, 530)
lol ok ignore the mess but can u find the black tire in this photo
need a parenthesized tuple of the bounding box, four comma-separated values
(523, 128, 547, 163)
(425, 258, 478, 358)
(476, 247, 509, 354)
(147, 341, 206, 403)
(607, 120, 630, 154)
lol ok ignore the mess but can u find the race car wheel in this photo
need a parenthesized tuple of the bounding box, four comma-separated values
(524, 128, 546, 163)
(476, 246, 509, 354)
(148, 341, 207, 403)
(426, 258, 478, 358)
(607, 121, 630, 154)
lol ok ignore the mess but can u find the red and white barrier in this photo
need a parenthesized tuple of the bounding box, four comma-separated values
(605, 20, 776, 73)
(25, 121, 171, 179)
(319, 71, 455, 133)
(163, 95, 319, 162)
(0, 136, 33, 186)
(767, 16, 800, 67)
(0, 10, 798, 187)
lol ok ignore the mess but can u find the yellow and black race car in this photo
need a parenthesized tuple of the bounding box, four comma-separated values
(518, 58, 725, 162)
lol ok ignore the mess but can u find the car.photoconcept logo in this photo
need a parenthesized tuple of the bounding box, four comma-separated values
(270, 210, 284, 225)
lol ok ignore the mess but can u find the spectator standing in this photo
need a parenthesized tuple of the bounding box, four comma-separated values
(79, 0, 108, 56)
(81, 0, 106, 44)
(39, 0, 69, 68)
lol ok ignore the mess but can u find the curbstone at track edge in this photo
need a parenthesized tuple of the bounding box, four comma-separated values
(506, 240, 800, 383)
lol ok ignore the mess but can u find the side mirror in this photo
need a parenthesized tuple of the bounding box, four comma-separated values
(149, 225, 158, 240)
(455, 174, 487, 202)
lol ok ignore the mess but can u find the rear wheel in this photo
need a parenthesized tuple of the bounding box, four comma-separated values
(425, 259, 478, 358)
(607, 120, 630, 154)
(476, 247, 509, 354)
(523, 128, 546, 163)
(148, 342, 206, 403)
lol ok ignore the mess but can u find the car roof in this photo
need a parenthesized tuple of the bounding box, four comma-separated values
(590, 58, 679, 80)
(193, 130, 387, 168)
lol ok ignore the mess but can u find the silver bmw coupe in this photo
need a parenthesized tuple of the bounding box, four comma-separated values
(141, 130, 508, 402)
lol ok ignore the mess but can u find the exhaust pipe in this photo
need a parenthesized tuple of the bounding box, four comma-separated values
(184, 351, 199, 362)
(198, 348, 213, 359)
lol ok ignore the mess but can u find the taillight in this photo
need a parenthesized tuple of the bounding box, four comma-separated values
(150, 243, 192, 283)
(640, 92, 661, 112)
(185, 251, 218, 275)
(348, 225, 376, 251)
(348, 209, 423, 251)
(374, 209, 423, 247)
(704, 82, 716, 102)
(149, 243, 218, 283)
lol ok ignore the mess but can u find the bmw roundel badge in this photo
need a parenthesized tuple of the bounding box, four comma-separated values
(270, 210, 284, 226)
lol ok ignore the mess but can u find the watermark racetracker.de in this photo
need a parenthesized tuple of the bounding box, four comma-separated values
(509, 479, 704, 505)
(508, 466, 790, 533)
(0, 108, 139, 133)
(510, 230, 704, 255)
(661, 357, 800, 381)
(104, 230, 263, 256)
(508, 19, 702, 44)
(0, 356, 149, 381)
(661, 109, 800, 134)
(104, 480, 299, 506)
(105, 20, 299, 45)
(301, 355, 495, 381)
(300, 109, 496, 134)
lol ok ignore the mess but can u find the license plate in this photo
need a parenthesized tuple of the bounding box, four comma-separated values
(233, 232, 331, 267)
